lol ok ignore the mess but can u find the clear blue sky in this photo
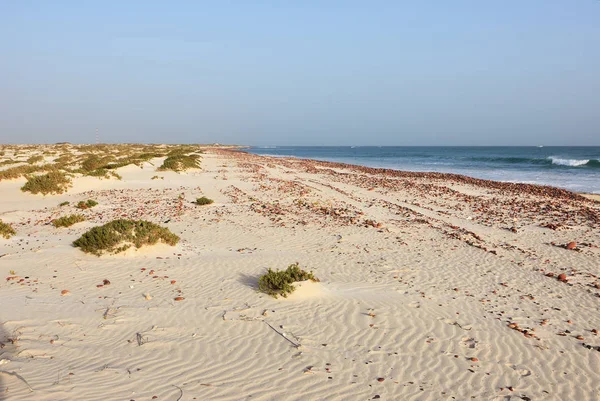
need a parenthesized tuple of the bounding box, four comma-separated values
(1, 1, 598, 145)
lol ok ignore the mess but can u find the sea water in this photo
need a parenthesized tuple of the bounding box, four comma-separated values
(248, 146, 600, 194)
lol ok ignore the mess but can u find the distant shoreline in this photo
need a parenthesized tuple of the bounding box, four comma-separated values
(233, 148, 599, 201)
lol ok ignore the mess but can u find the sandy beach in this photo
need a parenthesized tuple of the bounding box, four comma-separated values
(1, 145, 599, 401)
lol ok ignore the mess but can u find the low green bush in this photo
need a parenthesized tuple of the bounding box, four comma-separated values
(158, 154, 201, 172)
(258, 263, 318, 298)
(0, 220, 16, 239)
(0, 164, 56, 181)
(76, 199, 98, 209)
(59, 201, 70, 207)
(194, 196, 214, 205)
(52, 214, 86, 228)
(73, 219, 180, 256)
(21, 171, 71, 195)
(0, 159, 18, 166)
(27, 155, 44, 164)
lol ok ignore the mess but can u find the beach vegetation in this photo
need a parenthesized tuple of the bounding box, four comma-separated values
(80, 154, 115, 172)
(59, 201, 70, 207)
(73, 219, 180, 256)
(166, 146, 202, 157)
(0, 159, 19, 167)
(53, 154, 75, 166)
(76, 199, 98, 209)
(158, 154, 201, 172)
(0, 163, 56, 181)
(52, 214, 86, 228)
(0, 220, 16, 239)
(194, 196, 214, 205)
(21, 171, 71, 195)
(258, 263, 318, 298)
(27, 155, 44, 164)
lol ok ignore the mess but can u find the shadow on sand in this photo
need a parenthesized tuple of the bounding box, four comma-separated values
(238, 273, 260, 290)
(0, 320, 31, 400)
(0, 320, 9, 400)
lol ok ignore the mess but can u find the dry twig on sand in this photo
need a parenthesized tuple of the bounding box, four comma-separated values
(263, 321, 301, 348)
(173, 384, 183, 401)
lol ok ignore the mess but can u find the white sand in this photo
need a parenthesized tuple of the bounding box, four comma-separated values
(1, 148, 600, 400)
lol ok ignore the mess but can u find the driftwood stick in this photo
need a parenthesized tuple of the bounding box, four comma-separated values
(263, 321, 301, 348)
(173, 384, 183, 401)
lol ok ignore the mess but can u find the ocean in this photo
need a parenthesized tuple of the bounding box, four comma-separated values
(247, 146, 600, 194)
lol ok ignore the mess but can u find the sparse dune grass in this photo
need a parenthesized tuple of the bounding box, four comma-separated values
(0, 220, 16, 239)
(0, 164, 56, 181)
(158, 154, 201, 172)
(27, 155, 44, 164)
(1, 145, 206, 183)
(194, 196, 214, 205)
(0, 159, 19, 166)
(79, 154, 115, 171)
(258, 263, 319, 298)
(73, 219, 180, 256)
(76, 199, 98, 210)
(52, 214, 86, 228)
(21, 171, 71, 195)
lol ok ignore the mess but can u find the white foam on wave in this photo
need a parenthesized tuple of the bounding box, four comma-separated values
(549, 157, 589, 167)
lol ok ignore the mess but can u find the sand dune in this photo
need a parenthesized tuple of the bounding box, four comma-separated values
(1, 147, 599, 400)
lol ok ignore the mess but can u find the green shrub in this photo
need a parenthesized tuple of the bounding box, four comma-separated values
(158, 154, 201, 172)
(85, 168, 110, 178)
(80, 154, 115, 172)
(21, 171, 71, 195)
(0, 163, 56, 181)
(194, 196, 214, 205)
(27, 155, 44, 164)
(0, 220, 16, 239)
(105, 152, 162, 170)
(166, 146, 200, 156)
(151, 175, 164, 180)
(109, 171, 122, 180)
(73, 219, 180, 256)
(0, 159, 19, 166)
(258, 263, 318, 298)
(59, 201, 70, 207)
(53, 154, 75, 165)
(76, 199, 98, 209)
(52, 214, 86, 228)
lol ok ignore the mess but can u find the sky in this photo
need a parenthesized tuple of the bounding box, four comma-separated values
(0, 1, 599, 146)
